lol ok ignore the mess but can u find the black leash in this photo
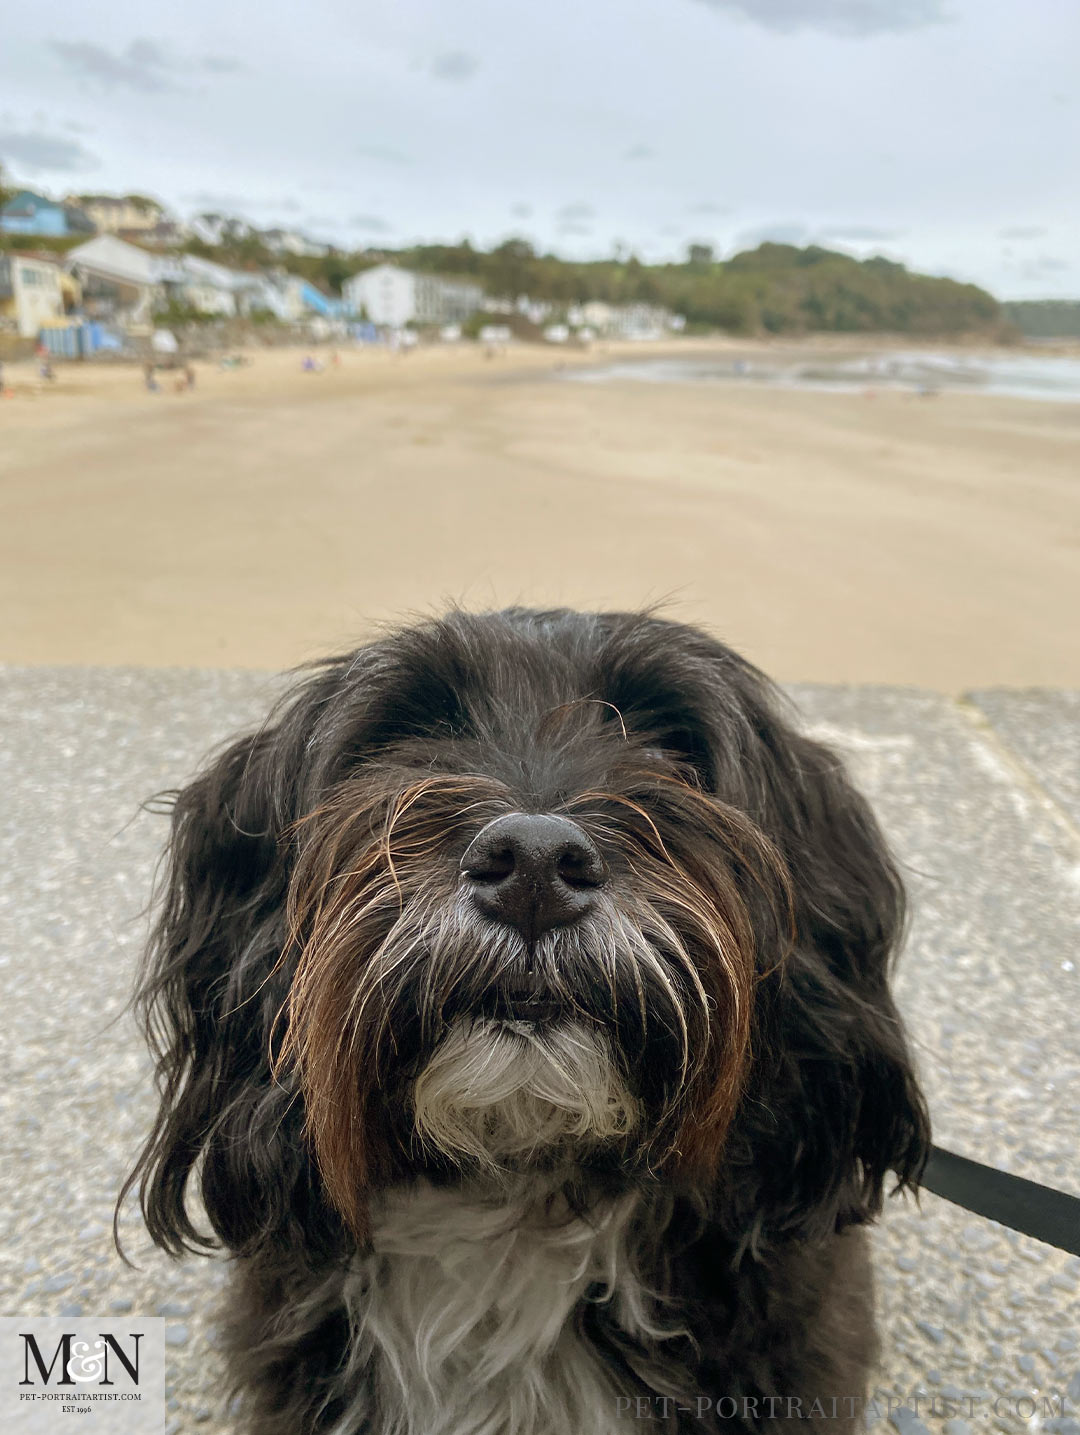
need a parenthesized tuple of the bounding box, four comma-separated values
(920, 1144, 1080, 1258)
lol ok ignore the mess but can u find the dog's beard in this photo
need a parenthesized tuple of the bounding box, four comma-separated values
(278, 770, 789, 1235)
(412, 1017, 639, 1175)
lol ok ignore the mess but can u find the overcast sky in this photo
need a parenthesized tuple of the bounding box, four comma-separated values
(1, 0, 1076, 299)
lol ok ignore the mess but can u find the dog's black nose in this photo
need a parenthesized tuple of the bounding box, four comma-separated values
(460, 813, 606, 939)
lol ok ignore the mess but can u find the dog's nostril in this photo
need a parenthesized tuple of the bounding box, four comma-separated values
(556, 843, 605, 889)
(463, 843, 515, 883)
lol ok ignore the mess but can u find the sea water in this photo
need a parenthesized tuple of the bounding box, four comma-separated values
(564, 349, 1080, 403)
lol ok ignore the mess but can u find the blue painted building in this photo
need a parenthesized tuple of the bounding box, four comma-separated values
(0, 190, 95, 239)
(297, 278, 346, 319)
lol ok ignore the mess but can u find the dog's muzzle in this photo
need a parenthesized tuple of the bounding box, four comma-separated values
(412, 1017, 639, 1173)
(403, 814, 635, 1172)
(460, 813, 607, 943)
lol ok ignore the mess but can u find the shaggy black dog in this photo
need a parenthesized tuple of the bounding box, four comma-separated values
(123, 608, 929, 1434)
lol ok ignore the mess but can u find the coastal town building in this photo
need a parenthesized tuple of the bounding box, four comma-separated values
(0, 190, 95, 239)
(609, 303, 673, 340)
(65, 234, 184, 328)
(120, 219, 190, 249)
(574, 301, 616, 331)
(0, 253, 68, 336)
(565, 300, 681, 340)
(516, 295, 553, 325)
(343, 263, 483, 327)
(66, 194, 165, 235)
(177, 254, 244, 317)
(241, 271, 345, 322)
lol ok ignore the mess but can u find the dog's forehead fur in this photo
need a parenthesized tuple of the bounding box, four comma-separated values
(304, 608, 754, 799)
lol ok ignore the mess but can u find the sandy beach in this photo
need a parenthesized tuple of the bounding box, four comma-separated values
(1, 337, 1077, 690)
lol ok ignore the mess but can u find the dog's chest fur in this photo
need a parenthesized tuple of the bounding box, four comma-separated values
(335, 1180, 678, 1435)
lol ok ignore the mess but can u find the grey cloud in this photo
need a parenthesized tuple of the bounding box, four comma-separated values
(50, 37, 244, 92)
(688, 201, 732, 216)
(557, 221, 593, 236)
(624, 144, 654, 161)
(430, 51, 479, 82)
(51, 39, 175, 92)
(0, 127, 98, 173)
(692, 0, 947, 37)
(556, 202, 595, 221)
(510, 203, 533, 219)
(998, 225, 1047, 240)
(351, 214, 394, 233)
(1027, 256, 1071, 274)
(125, 38, 170, 68)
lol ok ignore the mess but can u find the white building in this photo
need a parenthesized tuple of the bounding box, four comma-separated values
(608, 304, 672, 340)
(516, 294, 552, 325)
(65, 234, 185, 328)
(343, 263, 483, 328)
(251, 272, 306, 322)
(175, 255, 304, 319)
(178, 255, 242, 316)
(0, 253, 66, 336)
(579, 301, 616, 331)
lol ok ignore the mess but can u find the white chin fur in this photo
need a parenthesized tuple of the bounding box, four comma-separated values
(412, 1017, 638, 1171)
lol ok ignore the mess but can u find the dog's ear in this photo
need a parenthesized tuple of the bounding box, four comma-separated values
(700, 654, 931, 1243)
(119, 670, 350, 1260)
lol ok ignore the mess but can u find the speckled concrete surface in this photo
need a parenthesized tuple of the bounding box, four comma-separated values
(965, 690, 1080, 838)
(1, 668, 1077, 1435)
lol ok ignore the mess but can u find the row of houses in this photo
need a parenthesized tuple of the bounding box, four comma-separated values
(0, 234, 359, 338)
(341, 269, 683, 337)
(4, 230, 682, 352)
(2, 186, 688, 342)
(0, 188, 333, 258)
(1, 188, 686, 342)
(1, 237, 497, 337)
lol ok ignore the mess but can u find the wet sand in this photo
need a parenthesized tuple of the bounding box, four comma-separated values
(1, 338, 1077, 689)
